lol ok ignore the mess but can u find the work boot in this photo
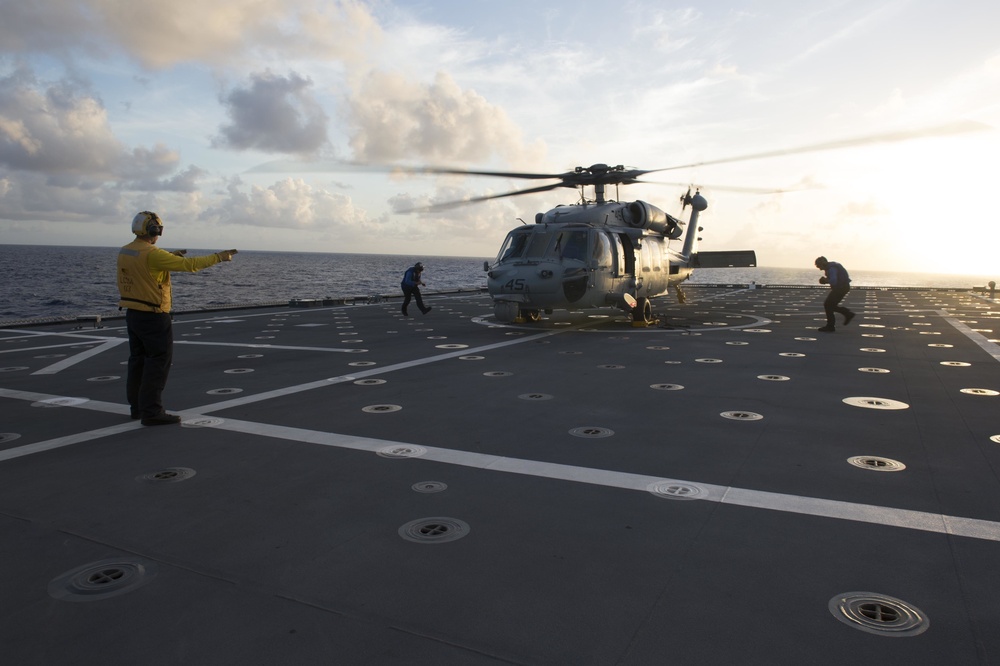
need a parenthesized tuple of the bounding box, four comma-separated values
(817, 326, 836, 333)
(421, 306, 432, 315)
(844, 311, 855, 325)
(141, 412, 181, 426)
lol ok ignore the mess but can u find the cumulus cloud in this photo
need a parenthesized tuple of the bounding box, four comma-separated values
(348, 70, 544, 167)
(215, 71, 330, 155)
(0, 66, 125, 177)
(0, 0, 383, 69)
(204, 176, 382, 231)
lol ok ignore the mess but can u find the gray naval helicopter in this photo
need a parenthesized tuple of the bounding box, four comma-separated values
(403, 163, 756, 325)
(474, 164, 754, 324)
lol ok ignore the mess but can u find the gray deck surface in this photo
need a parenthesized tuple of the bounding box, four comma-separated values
(1, 286, 998, 665)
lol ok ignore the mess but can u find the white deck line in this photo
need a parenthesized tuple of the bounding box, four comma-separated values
(2, 387, 998, 542)
(939, 310, 1000, 363)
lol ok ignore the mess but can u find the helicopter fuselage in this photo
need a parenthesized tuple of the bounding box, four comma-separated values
(484, 200, 696, 323)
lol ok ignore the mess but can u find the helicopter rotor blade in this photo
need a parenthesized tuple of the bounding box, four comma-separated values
(637, 180, 817, 194)
(395, 182, 571, 213)
(641, 120, 989, 174)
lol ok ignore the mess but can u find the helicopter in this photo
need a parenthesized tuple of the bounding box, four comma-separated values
(395, 162, 756, 324)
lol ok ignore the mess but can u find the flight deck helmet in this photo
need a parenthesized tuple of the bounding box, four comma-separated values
(132, 211, 164, 237)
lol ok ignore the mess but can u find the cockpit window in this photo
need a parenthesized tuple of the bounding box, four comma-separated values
(552, 231, 589, 261)
(496, 231, 530, 263)
(525, 231, 555, 258)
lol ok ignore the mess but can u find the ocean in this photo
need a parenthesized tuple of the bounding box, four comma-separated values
(0, 244, 994, 324)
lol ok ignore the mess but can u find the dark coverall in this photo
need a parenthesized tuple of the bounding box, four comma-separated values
(821, 261, 852, 329)
(400, 266, 429, 315)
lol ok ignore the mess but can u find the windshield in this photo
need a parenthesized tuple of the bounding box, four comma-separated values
(551, 230, 590, 261)
(496, 231, 530, 263)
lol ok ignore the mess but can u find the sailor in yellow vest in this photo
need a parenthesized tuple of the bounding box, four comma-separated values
(117, 211, 237, 425)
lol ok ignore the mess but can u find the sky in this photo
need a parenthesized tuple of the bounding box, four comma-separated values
(1, 0, 998, 276)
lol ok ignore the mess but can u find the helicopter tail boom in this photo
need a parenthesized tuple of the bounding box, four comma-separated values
(692, 250, 757, 268)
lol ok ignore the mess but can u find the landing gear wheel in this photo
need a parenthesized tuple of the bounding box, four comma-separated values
(494, 301, 520, 323)
(632, 297, 653, 324)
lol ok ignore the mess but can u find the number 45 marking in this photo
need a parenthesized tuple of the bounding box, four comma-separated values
(503, 279, 526, 292)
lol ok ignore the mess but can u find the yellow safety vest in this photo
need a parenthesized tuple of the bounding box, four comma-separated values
(117, 240, 222, 313)
(118, 240, 168, 312)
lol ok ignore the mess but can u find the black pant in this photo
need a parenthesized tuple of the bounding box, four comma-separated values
(401, 286, 426, 314)
(125, 309, 173, 418)
(824, 286, 851, 327)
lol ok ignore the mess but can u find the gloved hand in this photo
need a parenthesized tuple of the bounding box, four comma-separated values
(217, 249, 238, 262)
(819, 276, 828, 285)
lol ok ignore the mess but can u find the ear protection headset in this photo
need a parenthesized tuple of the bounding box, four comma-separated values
(132, 211, 163, 236)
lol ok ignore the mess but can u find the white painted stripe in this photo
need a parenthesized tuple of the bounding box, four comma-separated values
(0, 421, 141, 461)
(31, 339, 127, 375)
(174, 340, 363, 353)
(182, 330, 561, 414)
(210, 416, 1000, 542)
(939, 310, 1000, 363)
(2, 386, 999, 541)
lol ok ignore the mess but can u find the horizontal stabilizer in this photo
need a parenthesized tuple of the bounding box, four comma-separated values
(693, 250, 757, 268)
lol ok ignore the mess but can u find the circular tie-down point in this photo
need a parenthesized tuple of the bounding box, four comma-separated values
(224, 368, 254, 374)
(518, 393, 554, 401)
(843, 396, 910, 410)
(458, 355, 484, 361)
(829, 592, 929, 637)
(859, 367, 891, 374)
(960, 388, 999, 396)
(721, 411, 764, 421)
(757, 374, 790, 382)
(181, 417, 224, 428)
(0, 366, 29, 373)
(0, 432, 21, 444)
(48, 558, 157, 602)
(569, 426, 615, 439)
(412, 481, 448, 494)
(650, 383, 685, 391)
(940, 361, 971, 367)
(237, 354, 263, 359)
(206, 388, 243, 395)
(483, 371, 512, 377)
(848, 456, 906, 472)
(86, 375, 120, 382)
(399, 517, 470, 544)
(137, 467, 197, 483)
(860, 348, 886, 353)
(435, 344, 469, 349)
(726, 341, 749, 346)
(696, 358, 723, 364)
(990, 435, 1000, 444)
(927, 343, 953, 348)
(598, 364, 625, 370)
(647, 345, 671, 350)
(647, 480, 706, 501)
(354, 378, 386, 386)
(363, 404, 402, 414)
(377, 444, 427, 458)
(779, 353, 805, 358)
(348, 361, 376, 367)
(793, 337, 816, 341)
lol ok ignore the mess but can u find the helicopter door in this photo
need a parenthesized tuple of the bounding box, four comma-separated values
(616, 233, 635, 277)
